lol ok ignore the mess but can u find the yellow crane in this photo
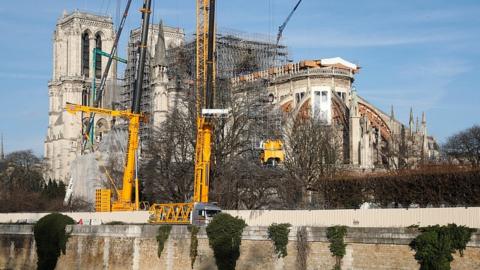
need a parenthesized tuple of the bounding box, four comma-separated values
(65, 103, 145, 211)
(65, 0, 153, 212)
(148, 0, 223, 225)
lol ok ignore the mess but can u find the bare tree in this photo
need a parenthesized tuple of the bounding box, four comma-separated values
(5, 150, 40, 171)
(209, 79, 281, 209)
(2, 150, 43, 192)
(443, 125, 480, 166)
(282, 117, 343, 208)
(0, 150, 72, 212)
(140, 105, 196, 203)
(382, 125, 423, 170)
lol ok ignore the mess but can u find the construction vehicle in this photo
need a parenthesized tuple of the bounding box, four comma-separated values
(148, 0, 224, 225)
(65, 0, 151, 211)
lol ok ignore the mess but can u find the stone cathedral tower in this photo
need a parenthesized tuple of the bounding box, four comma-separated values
(44, 11, 116, 182)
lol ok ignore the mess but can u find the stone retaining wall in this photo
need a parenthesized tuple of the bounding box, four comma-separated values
(1, 224, 479, 270)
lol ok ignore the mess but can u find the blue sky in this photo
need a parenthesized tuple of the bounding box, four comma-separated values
(0, 0, 479, 155)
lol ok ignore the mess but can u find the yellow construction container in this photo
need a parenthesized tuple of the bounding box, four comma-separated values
(95, 189, 111, 212)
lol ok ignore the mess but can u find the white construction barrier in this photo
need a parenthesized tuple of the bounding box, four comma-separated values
(0, 207, 479, 228)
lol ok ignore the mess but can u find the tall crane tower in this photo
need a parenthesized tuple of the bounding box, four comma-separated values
(194, 0, 216, 203)
(148, 0, 223, 225)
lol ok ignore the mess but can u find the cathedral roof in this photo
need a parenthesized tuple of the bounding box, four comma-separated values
(58, 10, 113, 25)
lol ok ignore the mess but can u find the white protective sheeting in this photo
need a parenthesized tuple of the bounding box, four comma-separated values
(320, 57, 358, 70)
(68, 128, 128, 207)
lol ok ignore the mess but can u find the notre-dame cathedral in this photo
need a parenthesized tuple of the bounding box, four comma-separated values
(44, 11, 438, 182)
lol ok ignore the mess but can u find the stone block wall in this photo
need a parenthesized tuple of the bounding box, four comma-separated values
(0, 224, 479, 270)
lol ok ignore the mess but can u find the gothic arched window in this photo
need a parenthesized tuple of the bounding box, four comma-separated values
(95, 33, 102, 79)
(81, 32, 90, 77)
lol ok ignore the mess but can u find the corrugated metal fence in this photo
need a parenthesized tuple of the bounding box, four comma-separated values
(0, 207, 479, 228)
(224, 207, 480, 228)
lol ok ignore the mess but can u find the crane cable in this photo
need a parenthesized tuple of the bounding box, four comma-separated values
(273, 0, 303, 65)
(83, 0, 134, 151)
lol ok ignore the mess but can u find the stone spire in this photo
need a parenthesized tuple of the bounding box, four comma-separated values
(409, 107, 414, 135)
(390, 105, 395, 120)
(349, 88, 361, 166)
(416, 116, 420, 133)
(421, 111, 427, 135)
(0, 133, 4, 160)
(153, 20, 167, 68)
(421, 111, 428, 157)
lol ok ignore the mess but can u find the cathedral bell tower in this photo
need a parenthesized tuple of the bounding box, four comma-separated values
(44, 11, 116, 182)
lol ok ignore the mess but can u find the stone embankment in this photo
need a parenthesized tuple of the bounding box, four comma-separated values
(1, 224, 480, 270)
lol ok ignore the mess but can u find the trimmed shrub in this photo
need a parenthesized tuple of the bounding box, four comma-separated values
(33, 213, 75, 270)
(410, 224, 475, 270)
(267, 223, 291, 258)
(206, 213, 246, 270)
(326, 226, 347, 270)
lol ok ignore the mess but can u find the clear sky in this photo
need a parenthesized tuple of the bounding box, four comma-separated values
(0, 0, 479, 155)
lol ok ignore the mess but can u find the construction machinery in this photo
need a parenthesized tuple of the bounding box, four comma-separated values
(259, 139, 285, 166)
(65, 0, 152, 211)
(273, 0, 303, 63)
(65, 103, 146, 211)
(148, 0, 223, 225)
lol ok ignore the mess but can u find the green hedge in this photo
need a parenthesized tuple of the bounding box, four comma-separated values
(319, 169, 480, 208)
(33, 213, 75, 270)
(410, 224, 475, 270)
